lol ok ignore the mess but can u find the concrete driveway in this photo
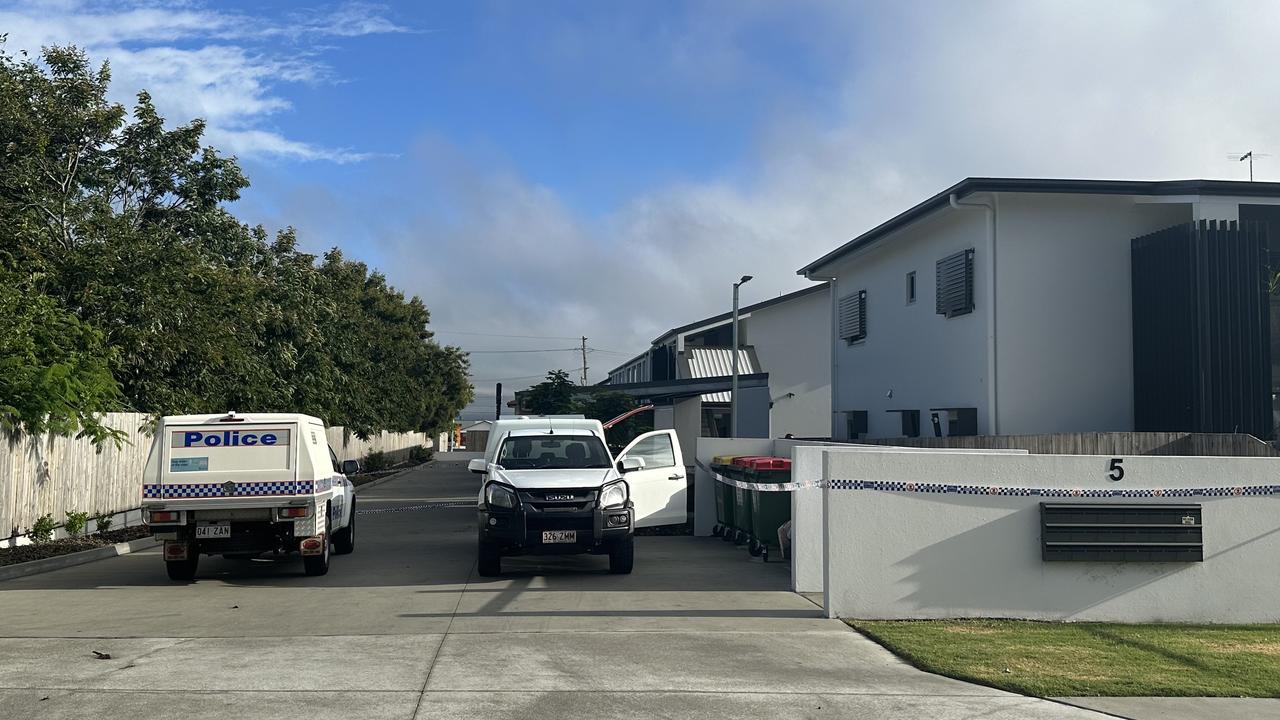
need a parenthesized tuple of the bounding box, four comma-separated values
(0, 460, 1105, 719)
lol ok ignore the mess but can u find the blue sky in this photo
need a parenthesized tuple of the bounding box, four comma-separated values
(6, 1, 1280, 419)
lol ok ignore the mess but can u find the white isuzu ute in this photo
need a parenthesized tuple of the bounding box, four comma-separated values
(142, 412, 357, 580)
(469, 417, 686, 576)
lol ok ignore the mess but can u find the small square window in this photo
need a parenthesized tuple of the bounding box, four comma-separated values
(906, 271, 916, 304)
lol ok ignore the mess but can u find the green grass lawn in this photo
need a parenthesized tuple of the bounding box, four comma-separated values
(851, 619, 1280, 698)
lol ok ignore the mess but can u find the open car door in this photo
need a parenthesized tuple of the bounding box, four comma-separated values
(616, 429, 686, 527)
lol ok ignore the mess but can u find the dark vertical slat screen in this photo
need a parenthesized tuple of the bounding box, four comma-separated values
(1131, 220, 1272, 438)
(935, 248, 975, 318)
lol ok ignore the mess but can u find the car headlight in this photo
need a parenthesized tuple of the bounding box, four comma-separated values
(484, 482, 518, 509)
(599, 480, 628, 508)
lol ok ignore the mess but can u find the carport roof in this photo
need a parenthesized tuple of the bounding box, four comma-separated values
(798, 176, 1280, 277)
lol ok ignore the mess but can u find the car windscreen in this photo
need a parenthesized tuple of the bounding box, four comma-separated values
(496, 435, 611, 470)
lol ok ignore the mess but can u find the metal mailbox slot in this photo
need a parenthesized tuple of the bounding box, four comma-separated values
(1040, 503, 1203, 562)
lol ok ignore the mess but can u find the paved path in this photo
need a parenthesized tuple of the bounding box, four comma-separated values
(0, 460, 1106, 719)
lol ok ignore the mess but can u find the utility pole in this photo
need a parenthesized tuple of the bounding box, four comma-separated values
(580, 336, 589, 386)
(495, 383, 502, 420)
(731, 275, 753, 437)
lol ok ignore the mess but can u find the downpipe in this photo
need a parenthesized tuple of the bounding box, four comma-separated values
(949, 193, 999, 435)
(803, 273, 840, 439)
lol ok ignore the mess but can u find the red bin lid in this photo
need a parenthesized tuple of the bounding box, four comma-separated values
(743, 456, 791, 470)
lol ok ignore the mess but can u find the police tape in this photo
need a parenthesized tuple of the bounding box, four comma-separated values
(357, 500, 473, 515)
(696, 460, 1280, 498)
(696, 460, 821, 491)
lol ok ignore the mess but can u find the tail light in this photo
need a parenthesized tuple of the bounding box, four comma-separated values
(279, 507, 310, 519)
(149, 511, 180, 523)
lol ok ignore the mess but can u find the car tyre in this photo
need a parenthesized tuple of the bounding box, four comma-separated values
(303, 532, 331, 577)
(165, 552, 198, 582)
(333, 498, 356, 555)
(609, 536, 634, 575)
(477, 541, 501, 577)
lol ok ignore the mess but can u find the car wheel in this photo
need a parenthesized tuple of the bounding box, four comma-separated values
(477, 541, 501, 577)
(165, 553, 198, 581)
(333, 498, 356, 555)
(303, 531, 331, 577)
(609, 536, 634, 575)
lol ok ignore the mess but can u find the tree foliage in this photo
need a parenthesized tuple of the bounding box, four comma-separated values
(521, 370, 577, 415)
(576, 390, 653, 448)
(519, 372, 654, 448)
(0, 44, 472, 440)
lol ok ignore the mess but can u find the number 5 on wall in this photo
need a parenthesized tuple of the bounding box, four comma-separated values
(1107, 458, 1125, 482)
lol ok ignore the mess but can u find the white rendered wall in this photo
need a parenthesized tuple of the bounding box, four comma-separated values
(788, 443, 1027, 594)
(820, 448, 1280, 623)
(747, 289, 832, 438)
(826, 209, 991, 439)
(993, 193, 1187, 434)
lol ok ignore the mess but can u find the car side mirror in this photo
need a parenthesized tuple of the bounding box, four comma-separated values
(618, 457, 645, 473)
(341, 459, 360, 475)
(467, 458, 488, 474)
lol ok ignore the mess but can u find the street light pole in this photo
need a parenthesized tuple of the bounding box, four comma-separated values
(730, 274, 752, 437)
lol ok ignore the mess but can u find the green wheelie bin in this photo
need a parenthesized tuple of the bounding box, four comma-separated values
(744, 456, 793, 562)
(729, 456, 763, 545)
(710, 455, 740, 539)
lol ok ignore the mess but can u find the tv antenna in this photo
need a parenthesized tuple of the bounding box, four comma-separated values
(1227, 151, 1271, 181)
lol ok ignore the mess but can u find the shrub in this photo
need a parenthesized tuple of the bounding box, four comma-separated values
(64, 511, 89, 537)
(363, 451, 390, 472)
(409, 445, 433, 463)
(94, 512, 113, 533)
(29, 514, 56, 544)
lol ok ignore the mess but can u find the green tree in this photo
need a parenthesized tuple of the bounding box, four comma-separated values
(522, 370, 577, 415)
(0, 268, 122, 443)
(576, 391, 652, 448)
(0, 43, 475, 440)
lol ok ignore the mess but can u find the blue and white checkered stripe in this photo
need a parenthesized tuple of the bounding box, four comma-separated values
(824, 479, 1280, 497)
(697, 460, 1280, 497)
(143, 480, 318, 499)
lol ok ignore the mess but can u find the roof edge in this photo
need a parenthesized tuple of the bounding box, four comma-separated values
(797, 177, 1280, 276)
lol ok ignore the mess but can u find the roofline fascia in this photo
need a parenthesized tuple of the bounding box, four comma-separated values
(797, 177, 1280, 277)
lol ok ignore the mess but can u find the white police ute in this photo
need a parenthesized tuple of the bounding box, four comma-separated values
(141, 412, 357, 580)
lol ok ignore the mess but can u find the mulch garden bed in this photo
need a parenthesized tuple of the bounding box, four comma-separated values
(0, 525, 151, 567)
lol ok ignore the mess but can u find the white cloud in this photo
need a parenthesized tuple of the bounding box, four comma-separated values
(346, 0, 1280, 417)
(0, 0, 405, 162)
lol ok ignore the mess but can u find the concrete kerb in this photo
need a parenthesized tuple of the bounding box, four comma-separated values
(0, 536, 160, 582)
(352, 460, 434, 495)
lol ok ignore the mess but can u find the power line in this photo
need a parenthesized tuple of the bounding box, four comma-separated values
(464, 347, 580, 354)
(432, 329, 582, 340)
(470, 374, 546, 383)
